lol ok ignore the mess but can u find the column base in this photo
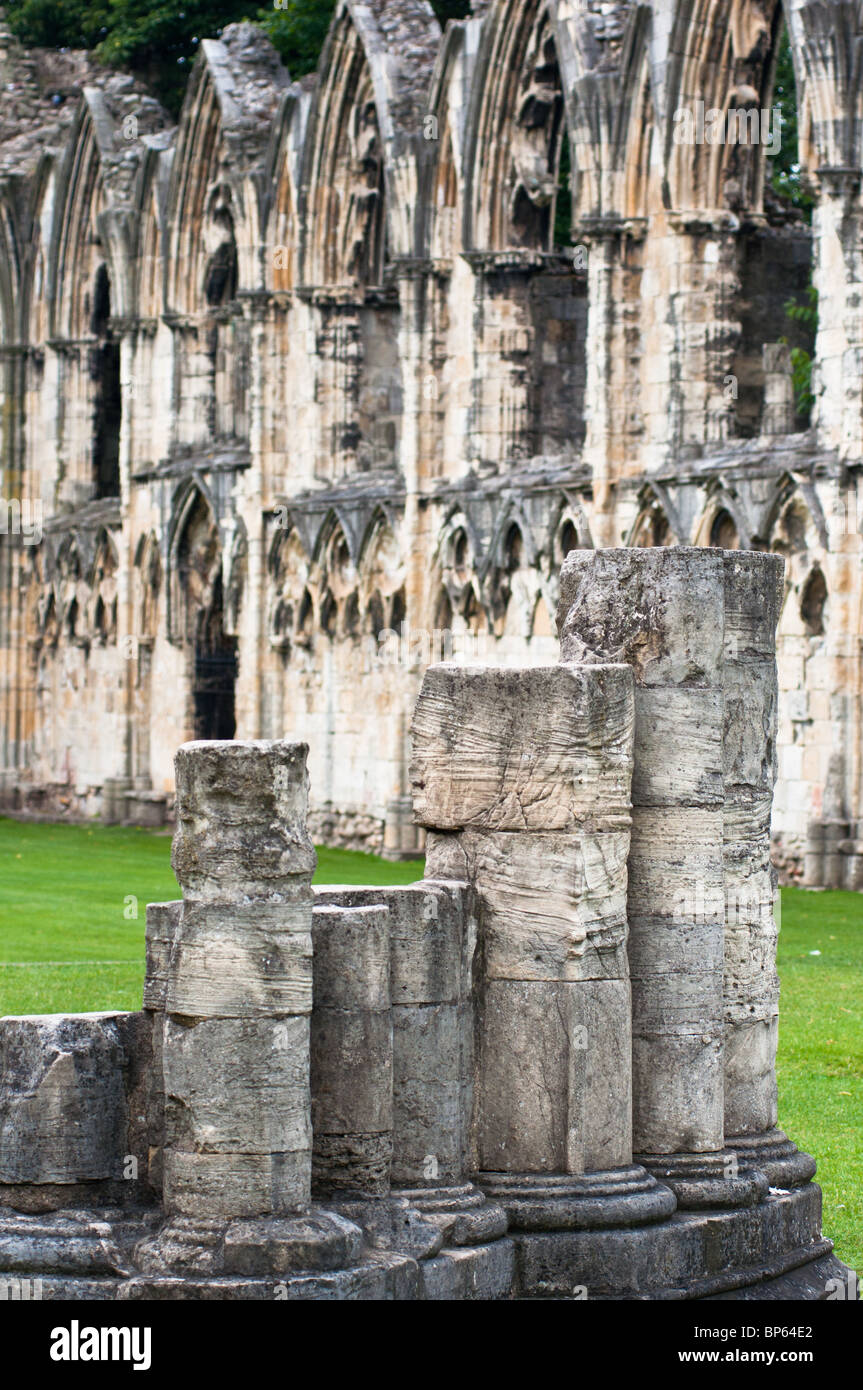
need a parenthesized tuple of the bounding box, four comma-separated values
(0, 1204, 513, 1301)
(726, 1130, 817, 1190)
(636, 1150, 768, 1210)
(476, 1165, 677, 1231)
(392, 1183, 508, 1247)
(0, 1182, 851, 1300)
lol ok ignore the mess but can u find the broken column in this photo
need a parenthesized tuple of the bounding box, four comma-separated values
(310, 905, 393, 1195)
(722, 551, 816, 1187)
(162, 740, 316, 1218)
(411, 663, 675, 1230)
(0, 1015, 133, 1210)
(313, 881, 507, 1247)
(556, 547, 802, 1206)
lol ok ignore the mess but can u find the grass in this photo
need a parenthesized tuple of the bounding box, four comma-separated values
(0, 818, 421, 1015)
(0, 819, 859, 1274)
(774, 888, 862, 1280)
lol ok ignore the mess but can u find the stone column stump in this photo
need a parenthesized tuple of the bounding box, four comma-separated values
(411, 662, 676, 1233)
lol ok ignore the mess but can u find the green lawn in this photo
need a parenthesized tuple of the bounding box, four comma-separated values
(0, 818, 421, 1016)
(0, 818, 859, 1275)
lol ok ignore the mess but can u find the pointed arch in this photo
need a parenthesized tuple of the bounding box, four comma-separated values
(300, 0, 441, 286)
(264, 90, 307, 293)
(692, 485, 752, 548)
(465, 0, 568, 251)
(165, 28, 287, 314)
(358, 509, 406, 631)
(657, 0, 783, 214)
(135, 530, 163, 639)
(49, 99, 113, 341)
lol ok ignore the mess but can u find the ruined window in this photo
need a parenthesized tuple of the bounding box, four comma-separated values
(368, 590, 385, 638)
(174, 491, 237, 740)
(554, 135, 573, 251)
(90, 264, 121, 499)
(452, 529, 470, 576)
(389, 587, 406, 631)
(510, 18, 565, 250)
(559, 519, 578, 558)
(709, 509, 739, 549)
(800, 567, 827, 636)
(504, 524, 524, 572)
(204, 239, 238, 308)
(94, 596, 108, 645)
(192, 569, 238, 742)
(343, 590, 360, 636)
(297, 588, 314, 646)
(320, 590, 337, 636)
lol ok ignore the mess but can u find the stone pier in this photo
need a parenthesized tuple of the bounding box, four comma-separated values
(162, 740, 316, 1218)
(410, 663, 675, 1233)
(556, 547, 811, 1208)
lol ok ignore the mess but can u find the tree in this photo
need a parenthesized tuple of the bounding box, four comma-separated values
(6, 0, 475, 114)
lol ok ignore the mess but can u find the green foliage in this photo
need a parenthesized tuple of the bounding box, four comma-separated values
(780, 284, 819, 420)
(776, 888, 863, 1275)
(6, 0, 475, 114)
(554, 133, 573, 250)
(4, 0, 112, 51)
(785, 282, 819, 331)
(257, 0, 336, 80)
(770, 22, 814, 216)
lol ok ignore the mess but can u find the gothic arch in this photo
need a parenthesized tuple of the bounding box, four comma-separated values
(759, 473, 829, 552)
(49, 98, 115, 340)
(629, 500, 677, 548)
(167, 479, 220, 643)
(465, 0, 570, 251)
(299, 0, 441, 286)
(432, 511, 484, 634)
(135, 531, 163, 639)
(565, 1, 654, 221)
(169, 483, 237, 739)
(657, 0, 784, 214)
(422, 18, 478, 262)
(358, 511, 406, 634)
(264, 91, 306, 293)
(692, 486, 752, 548)
(164, 29, 286, 314)
(269, 524, 312, 656)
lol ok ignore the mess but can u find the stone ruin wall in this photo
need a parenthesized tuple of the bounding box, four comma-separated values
(0, 1, 862, 882)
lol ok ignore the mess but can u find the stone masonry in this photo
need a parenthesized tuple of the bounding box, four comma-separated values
(0, 547, 853, 1299)
(1, 3, 862, 884)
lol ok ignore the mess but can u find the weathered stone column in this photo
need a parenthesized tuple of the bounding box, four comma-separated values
(411, 663, 675, 1231)
(313, 881, 508, 1249)
(722, 552, 817, 1188)
(310, 905, 393, 1196)
(162, 740, 316, 1218)
(140, 900, 183, 1198)
(557, 548, 767, 1208)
